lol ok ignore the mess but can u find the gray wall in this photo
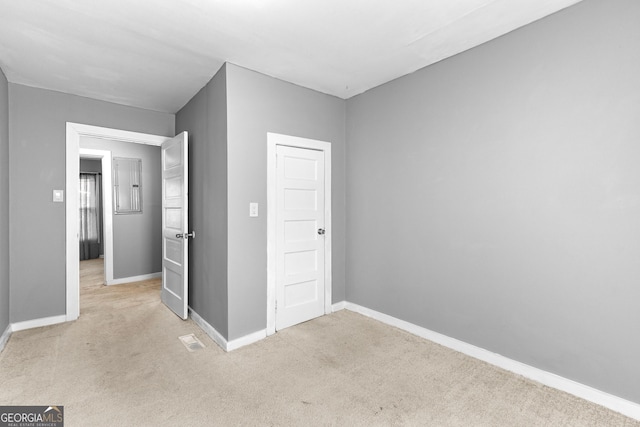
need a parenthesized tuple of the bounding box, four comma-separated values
(226, 64, 346, 340)
(79, 159, 104, 257)
(80, 159, 102, 173)
(8, 84, 173, 323)
(175, 65, 229, 338)
(0, 68, 9, 335)
(346, 0, 640, 404)
(175, 63, 347, 341)
(80, 138, 162, 279)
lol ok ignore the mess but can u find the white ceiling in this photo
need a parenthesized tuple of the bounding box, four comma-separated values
(0, 0, 582, 113)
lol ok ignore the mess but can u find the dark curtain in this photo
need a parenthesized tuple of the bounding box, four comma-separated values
(79, 173, 102, 260)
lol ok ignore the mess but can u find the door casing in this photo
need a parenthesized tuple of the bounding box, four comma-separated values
(266, 132, 332, 336)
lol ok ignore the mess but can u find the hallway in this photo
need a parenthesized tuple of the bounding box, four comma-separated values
(79, 258, 161, 314)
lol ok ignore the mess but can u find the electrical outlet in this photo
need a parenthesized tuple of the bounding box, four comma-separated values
(249, 202, 259, 217)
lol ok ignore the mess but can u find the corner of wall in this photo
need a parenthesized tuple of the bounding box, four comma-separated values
(0, 324, 10, 354)
(0, 66, 10, 337)
(175, 64, 230, 340)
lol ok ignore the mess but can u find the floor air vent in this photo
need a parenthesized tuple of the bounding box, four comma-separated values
(179, 334, 205, 352)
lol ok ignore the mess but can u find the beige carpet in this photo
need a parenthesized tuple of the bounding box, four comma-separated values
(0, 259, 638, 426)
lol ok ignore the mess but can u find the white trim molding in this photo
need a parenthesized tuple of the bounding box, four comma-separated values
(344, 302, 640, 421)
(66, 122, 171, 322)
(189, 308, 227, 351)
(0, 324, 11, 353)
(189, 308, 267, 352)
(107, 272, 162, 286)
(69, 123, 167, 146)
(227, 330, 267, 352)
(332, 301, 346, 312)
(266, 132, 332, 336)
(11, 315, 67, 332)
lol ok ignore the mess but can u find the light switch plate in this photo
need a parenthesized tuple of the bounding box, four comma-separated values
(53, 190, 64, 203)
(249, 202, 259, 217)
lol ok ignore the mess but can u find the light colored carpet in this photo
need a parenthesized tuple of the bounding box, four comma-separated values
(0, 259, 638, 426)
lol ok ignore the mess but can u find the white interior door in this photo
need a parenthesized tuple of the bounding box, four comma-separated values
(276, 145, 325, 330)
(161, 132, 190, 319)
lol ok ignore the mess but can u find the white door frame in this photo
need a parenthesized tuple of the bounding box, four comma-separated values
(266, 132, 332, 336)
(66, 123, 170, 321)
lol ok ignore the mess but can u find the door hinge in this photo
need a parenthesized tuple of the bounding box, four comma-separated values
(275, 300, 278, 311)
(275, 153, 278, 168)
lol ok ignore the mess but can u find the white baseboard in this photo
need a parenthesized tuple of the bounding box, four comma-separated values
(343, 302, 640, 421)
(189, 308, 227, 351)
(107, 272, 161, 286)
(0, 324, 11, 353)
(332, 301, 346, 312)
(11, 314, 68, 332)
(227, 329, 267, 351)
(189, 308, 267, 352)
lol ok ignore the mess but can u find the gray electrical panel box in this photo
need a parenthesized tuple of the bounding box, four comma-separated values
(113, 157, 142, 214)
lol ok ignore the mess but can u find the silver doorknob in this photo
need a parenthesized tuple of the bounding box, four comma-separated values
(317, 228, 325, 235)
(176, 231, 196, 239)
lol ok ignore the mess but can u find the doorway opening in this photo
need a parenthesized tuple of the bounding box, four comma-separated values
(66, 123, 170, 321)
(79, 149, 112, 287)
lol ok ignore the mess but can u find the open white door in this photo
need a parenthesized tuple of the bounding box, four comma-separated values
(161, 132, 191, 319)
